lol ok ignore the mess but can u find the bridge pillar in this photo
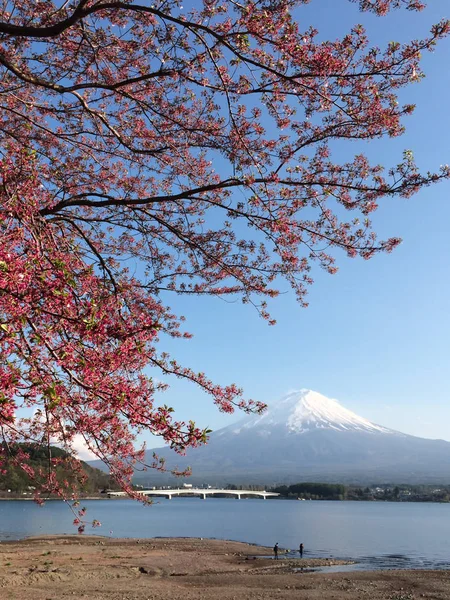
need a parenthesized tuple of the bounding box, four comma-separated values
(168, 494, 172, 500)
(236, 494, 241, 500)
(202, 494, 206, 500)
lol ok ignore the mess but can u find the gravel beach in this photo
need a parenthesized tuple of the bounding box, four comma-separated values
(0, 536, 449, 599)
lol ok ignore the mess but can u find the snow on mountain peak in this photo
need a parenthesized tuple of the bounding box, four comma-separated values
(226, 389, 391, 435)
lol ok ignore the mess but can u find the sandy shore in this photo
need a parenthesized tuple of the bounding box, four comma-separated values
(0, 536, 449, 599)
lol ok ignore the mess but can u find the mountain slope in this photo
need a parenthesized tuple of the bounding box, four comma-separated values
(215, 389, 392, 435)
(94, 390, 450, 485)
(0, 444, 113, 494)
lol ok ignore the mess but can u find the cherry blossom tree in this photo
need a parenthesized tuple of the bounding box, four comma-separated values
(0, 0, 448, 518)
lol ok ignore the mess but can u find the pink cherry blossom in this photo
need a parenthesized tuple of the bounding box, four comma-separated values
(0, 1, 448, 528)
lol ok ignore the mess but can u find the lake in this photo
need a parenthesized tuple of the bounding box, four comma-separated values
(0, 499, 449, 571)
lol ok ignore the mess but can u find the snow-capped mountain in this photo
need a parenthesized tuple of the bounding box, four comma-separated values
(218, 389, 392, 436)
(92, 389, 450, 485)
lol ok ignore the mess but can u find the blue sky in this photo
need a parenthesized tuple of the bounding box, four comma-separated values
(145, 0, 450, 447)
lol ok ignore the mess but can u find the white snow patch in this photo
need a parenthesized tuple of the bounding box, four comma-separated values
(232, 389, 391, 435)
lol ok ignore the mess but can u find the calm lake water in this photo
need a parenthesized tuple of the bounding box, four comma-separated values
(0, 499, 449, 571)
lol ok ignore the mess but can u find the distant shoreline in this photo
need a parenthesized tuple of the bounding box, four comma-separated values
(0, 495, 110, 501)
(1, 494, 449, 503)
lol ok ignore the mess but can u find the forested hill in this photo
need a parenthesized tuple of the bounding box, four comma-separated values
(0, 444, 112, 495)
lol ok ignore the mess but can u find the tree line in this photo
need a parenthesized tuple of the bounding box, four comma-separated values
(272, 483, 346, 500)
(270, 483, 450, 502)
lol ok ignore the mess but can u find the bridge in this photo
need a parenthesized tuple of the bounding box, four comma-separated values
(108, 488, 279, 500)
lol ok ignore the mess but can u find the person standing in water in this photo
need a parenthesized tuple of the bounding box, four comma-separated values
(273, 543, 279, 560)
(299, 543, 304, 558)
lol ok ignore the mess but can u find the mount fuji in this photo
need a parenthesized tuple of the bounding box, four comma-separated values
(111, 390, 450, 485)
(220, 389, 392, 437)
